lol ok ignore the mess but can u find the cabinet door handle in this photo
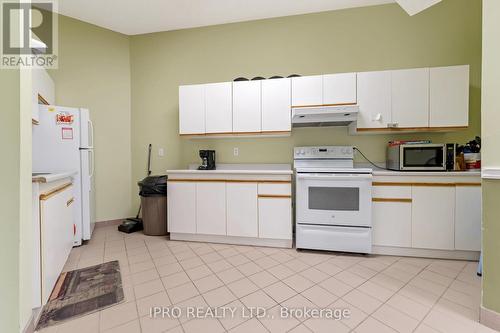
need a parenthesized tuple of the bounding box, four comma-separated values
(67, 198, 75, 206)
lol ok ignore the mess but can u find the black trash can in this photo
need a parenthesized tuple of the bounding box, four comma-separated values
(138, 175, 168, 236)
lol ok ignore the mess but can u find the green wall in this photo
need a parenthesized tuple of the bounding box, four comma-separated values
(130, 0, 482, 210)
(50, 0, 482, 220)
(0, 70, 21, 332)
(50, 15, 133, 221)
(19, 68, 33, 332)
(481, 0, 500, 315)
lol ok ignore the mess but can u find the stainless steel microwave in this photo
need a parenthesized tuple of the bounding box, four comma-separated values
(387, 144, 446, 171)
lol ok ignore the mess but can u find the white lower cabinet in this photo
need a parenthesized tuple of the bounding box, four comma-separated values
(167, 177, 292, 247)
(412, 186, 455, 250)
(372, 180, 481, 255)
(258, 197, 292, 240)
(227, 183, 258, 237)
(455, 186, 482, 251)
(373, 201, 412, 247)
(168, 182, 196, 233)
(40, 184, 74, 304)
(196, 182, 226, 235)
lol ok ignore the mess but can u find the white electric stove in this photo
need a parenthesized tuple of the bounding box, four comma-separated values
(294, 146, 373, 254)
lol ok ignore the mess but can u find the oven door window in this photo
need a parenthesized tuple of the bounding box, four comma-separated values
(308, 187, 359, 211)
(403, 147, 443, 167)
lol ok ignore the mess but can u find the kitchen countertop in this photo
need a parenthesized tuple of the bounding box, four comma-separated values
(371, 169, 481, 177)
(167, 163, 293, 175)
(32, 171, 77, 183)
(353, 163, 481, 177)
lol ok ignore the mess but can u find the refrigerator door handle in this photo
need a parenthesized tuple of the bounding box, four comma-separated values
(89, 150, 95, 178)
(88, 119, 94, 148)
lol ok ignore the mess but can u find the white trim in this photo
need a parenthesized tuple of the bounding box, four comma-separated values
(181, 132, 291, 139)
(372, 245, 480, 260)
(482, 168, 500, 180)
(23, 307, 41, 333)
(170, 233, 292, 248)
(481, 305, 500, 331)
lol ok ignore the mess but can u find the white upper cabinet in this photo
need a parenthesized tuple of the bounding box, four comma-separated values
(292, 73, 356, 107)
(32, 68, 55, 124)
(261, 78, 291, 132)
(356, 71, 392, 128)
(391, 68, 429, 128)
(179, 84, 205, 134)
(205, 82, 232, 133)
(178, 64, 470, 136)
(232, 80, 261, 133)
(291, 75, 323, 106)
(429, 65, 469, 127)
(323, 73, 357, 105)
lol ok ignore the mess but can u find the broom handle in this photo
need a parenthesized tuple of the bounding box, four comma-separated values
(137, 144, 153, 219)
(147, 144, 152, 176)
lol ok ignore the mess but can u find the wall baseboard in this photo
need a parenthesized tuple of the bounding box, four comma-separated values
(372, 245, 480, 261)
(171, 233, 292, 249)
(95, 219, 123, 227)
(480, 305, 500, 331)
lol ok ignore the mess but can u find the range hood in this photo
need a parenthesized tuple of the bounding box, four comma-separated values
(291, 105, 359, 127)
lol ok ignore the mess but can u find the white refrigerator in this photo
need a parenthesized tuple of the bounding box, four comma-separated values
(33, 105, 96, 246)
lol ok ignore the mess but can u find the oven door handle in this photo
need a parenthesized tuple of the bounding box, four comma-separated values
(296, 173, 373, 181)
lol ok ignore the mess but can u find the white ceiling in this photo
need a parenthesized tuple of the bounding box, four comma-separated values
(57, 0, 395, 35)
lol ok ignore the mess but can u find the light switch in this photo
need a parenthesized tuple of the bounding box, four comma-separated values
(233, 148, 239, 156)
(158, 148, 165, 157)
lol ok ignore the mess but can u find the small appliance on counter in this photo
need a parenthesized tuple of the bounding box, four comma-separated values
(386, 141, 447, 171)
(198, 150, 216, 170)
(457, 136, 481, 171)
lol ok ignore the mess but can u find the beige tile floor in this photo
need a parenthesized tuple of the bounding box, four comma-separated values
(37, 224, 497, 333)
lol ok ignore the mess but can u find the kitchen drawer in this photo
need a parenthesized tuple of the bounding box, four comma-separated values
(258, 183, 291, 196)
(296, 224, 372, 254)
(372, 186, 411, 199)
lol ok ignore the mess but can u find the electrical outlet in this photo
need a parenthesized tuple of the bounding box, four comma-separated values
(158, 148, 165, 157)
(233, 147, 239, 156)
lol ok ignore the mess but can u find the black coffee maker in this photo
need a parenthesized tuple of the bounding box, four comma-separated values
(198, 150, 216, 170)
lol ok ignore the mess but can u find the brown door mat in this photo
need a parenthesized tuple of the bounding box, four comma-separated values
(35, 260, 124, 331)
